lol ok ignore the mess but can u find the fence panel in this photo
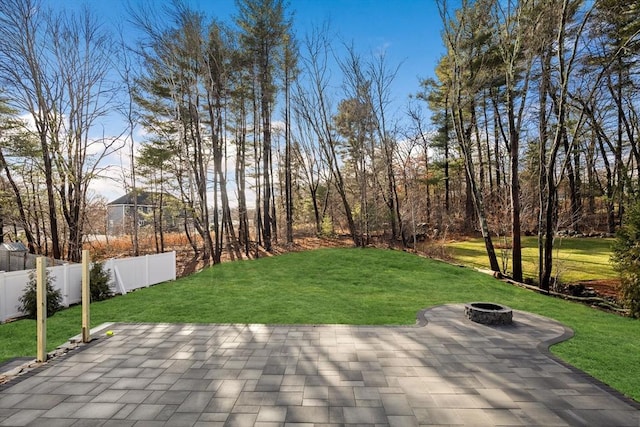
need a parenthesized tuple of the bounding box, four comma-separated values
(108, 252, 176, 293)
(0, 251, 176, 323)
(111, 257, 146, 293)
(147, 252, 177, 285)
(0, 270, 31, 322)
(48, 264, 83, 308)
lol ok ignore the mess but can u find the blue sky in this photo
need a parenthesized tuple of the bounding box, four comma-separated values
(289, 0, 445, 100)
(48, 1, 446, 201)
(85, 0, 445, 109)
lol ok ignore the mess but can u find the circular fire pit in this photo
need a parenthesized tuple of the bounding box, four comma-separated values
(465, 302, 513, 325)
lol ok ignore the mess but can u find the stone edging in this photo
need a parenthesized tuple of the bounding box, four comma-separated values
(0, 322, 114, 389)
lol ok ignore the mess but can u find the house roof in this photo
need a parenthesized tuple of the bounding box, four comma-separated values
(0, 241, 27, 252)
(108, 191, 163, 206)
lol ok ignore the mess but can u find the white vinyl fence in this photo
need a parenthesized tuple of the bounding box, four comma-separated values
(0, 251, 176, 323)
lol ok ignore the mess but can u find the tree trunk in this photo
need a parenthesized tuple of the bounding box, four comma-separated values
(254, 111, 263, 252)
(212, 166, 221, 264)
(454, 101, 499, 272)
(184, 210, 198, 255)
(540, 173, 557, 292)
(537, 36, 552, 292)
(586, 135, 596, 216)
(615, 65, 625, 228)
(153, 204, 160, 254)
(270, 143, 278, 245)
(193, 109, 215, 263)
(159, 187, 165, 253)
(218, 158, 241, 260)
(444, 94, 450, 212)
(261, 75, 273, 252)
(310, 186, 321, 234)
(464, 172, 475, 233)
(483, 91, 494, 194)
(237, 136, 249, 256)
(385, 139, 403, 246)
(41, 135, 61, 259)
(328, 142, 360, 246)
(468, 161, 500, 272)
(507, 91, 523, 282)
(424, 142, 431, 225)
(0, 149, 36, 253)
(284, 66, 294, 245)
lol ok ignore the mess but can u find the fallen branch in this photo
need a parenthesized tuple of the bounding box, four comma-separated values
(474, 268, 629, 315)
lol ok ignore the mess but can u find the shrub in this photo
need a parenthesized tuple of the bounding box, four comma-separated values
(611, 202, 640, 317)
(90, 261, 113, 302)
(320, 215, 334, 237)
(18, 270, 63, 319)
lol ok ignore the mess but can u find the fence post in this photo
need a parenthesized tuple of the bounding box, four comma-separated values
(62, 263, 69, 307)
(36, 257, 47, 362)
(82, 250, 90, 343)
(172, 251, 177, 281)
(0, 272, 5, 323)
(105, 258, 114, 292)
(145, 255, 150, 287)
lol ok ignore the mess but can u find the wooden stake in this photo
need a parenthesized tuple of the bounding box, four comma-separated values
(81, 250, 91, 343)
(36, 257, 47, 362)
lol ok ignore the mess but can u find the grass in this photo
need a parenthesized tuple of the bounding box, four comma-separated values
(447, 236, 616, 283)
(0, 247, 638, 402)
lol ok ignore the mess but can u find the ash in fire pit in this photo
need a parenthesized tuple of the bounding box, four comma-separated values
(465, 302, 513, 325)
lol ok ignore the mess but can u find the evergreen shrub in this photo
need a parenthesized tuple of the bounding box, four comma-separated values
(90, 261, 113, 302)
(18, 270, 63, 319)
(611, 202, 640, 317)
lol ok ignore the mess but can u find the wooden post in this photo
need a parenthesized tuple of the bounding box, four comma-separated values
(36, 257, 47, 362)
(81, 250, 90, 343)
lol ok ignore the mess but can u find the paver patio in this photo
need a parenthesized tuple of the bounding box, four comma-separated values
(0, 304, 638, 426)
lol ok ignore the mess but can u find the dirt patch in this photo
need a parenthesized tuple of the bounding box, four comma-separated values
(173, 236, 356, 277)
(569, 279, 620, 299)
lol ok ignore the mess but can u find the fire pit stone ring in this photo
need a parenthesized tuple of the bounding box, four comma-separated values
(464, 302, 513, 326)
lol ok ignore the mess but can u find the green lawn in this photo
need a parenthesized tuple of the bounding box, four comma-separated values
(447, 236, 616, 283)
(0, 247, 638, 402)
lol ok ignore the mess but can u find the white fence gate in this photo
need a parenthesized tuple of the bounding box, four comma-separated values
(0, 251, 176, 323)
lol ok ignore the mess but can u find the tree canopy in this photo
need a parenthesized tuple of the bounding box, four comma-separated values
(0, 0, 638, 294)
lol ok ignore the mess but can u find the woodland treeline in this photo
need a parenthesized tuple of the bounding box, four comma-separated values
(0, 0, 638, 291)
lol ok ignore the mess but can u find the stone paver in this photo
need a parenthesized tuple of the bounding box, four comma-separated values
(0, 304, 638, 426)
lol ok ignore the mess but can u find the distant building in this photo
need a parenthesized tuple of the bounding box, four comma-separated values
(0, 241, 27, 271)
(107, 191, 180, 236)
(0, 241, 65, 271)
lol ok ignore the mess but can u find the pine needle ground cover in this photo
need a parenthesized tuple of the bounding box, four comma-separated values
(1, 248, 638, 401)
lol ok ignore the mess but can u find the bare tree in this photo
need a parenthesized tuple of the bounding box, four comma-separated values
(283, 33, 298, 245)
(0, 109, 38, 253)
(291, 102, 329, 234)
(0, 0, 122, 261)
(536, 0, 593, 291)
(369, 52, 404, 245)
(294, 22, 359, 245)
(115, 31, 141, 256)
(490, 0, 538, 281)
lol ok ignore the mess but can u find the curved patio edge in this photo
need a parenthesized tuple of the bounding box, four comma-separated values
(418, 303, 640, 409)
